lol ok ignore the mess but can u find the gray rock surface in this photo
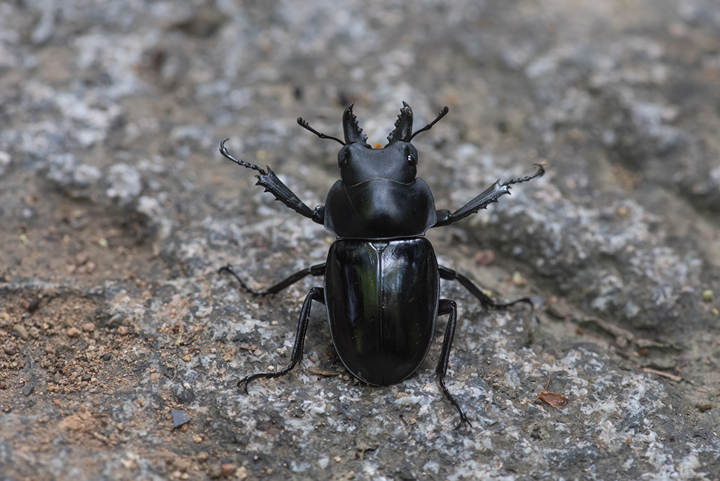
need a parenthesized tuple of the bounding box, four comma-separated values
(1, 0, 719, 480)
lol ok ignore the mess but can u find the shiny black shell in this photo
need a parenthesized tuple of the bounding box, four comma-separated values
(324, 237, 439, 385)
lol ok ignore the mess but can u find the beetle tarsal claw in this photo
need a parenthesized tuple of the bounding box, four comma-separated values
(237, 378, 250, 394)
(454, 416, 473, 431)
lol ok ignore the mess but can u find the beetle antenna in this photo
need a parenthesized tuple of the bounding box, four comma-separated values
(297, 117, 346, 146)
(408, 106, 449, 141)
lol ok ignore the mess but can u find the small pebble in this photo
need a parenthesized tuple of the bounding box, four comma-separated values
(22, 381, 35, 396)
(3, 343, 17, 355)
(173, 458, 192, 472)
(220, 464, 236, 478)
(82, 322, 95, 332)
(117, 325, 130, 335)
(473, 249, 495, 266)
(512, 271, 527, 287)
(171, 409, 191, 428)
(702, 290, 713, 303)
(13, 324, 29, 340)
(67, 327, 82, 338)
(26, 298, 40, 313)
(236, 466, 248, 480)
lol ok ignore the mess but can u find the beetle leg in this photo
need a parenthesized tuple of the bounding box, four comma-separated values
(219, 263, 325, 296)
(238, 287, 325, 393)
(433, 163, 545, 227)
(436, 299, 472, 430)
(439, 265, 535, 345)
(438, 266, 533, 310)
(220, 139, 325, 224)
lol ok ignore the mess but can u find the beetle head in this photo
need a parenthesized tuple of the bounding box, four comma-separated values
(298, 102, 448, 186)
(337, 102, 422, 186)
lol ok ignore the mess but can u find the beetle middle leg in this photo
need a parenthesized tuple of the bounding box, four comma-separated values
(238, 286, 324, 393)
(220, 263, 325, 296)
(439, 265, 535, 345)
(436, 299, 471, 429)
(438, 265, 532, 310)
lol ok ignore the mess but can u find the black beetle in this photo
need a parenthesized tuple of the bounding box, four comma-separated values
(219, 102, 544, 427)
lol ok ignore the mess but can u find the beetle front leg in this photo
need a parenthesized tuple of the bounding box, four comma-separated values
(434, 163, 545, 227)
(220, 263, 325, 296)
(220, 139, 324, 224)
(238, 287, 324, 393)
(436, 299, 472, 430)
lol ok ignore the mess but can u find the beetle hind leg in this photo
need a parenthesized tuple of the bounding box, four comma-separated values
(436, 299, 472, 430)
(238, 287, 325, 393)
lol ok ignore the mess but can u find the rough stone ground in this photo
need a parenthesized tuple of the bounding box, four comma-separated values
(1, 0, 719, 480)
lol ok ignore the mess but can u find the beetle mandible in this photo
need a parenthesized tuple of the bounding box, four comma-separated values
(219, 102, 544, 428)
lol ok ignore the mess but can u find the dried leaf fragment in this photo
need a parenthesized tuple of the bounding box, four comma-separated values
(534, 374, 569, 408)
(537, 391, 569, 408)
